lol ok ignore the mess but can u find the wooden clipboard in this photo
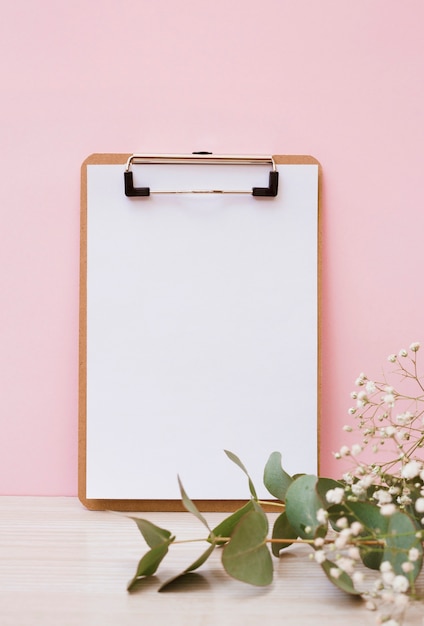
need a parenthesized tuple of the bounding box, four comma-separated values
(79, 153, 321, 511)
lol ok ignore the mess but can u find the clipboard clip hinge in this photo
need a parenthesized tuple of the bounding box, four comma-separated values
(124, 153, 279, 198)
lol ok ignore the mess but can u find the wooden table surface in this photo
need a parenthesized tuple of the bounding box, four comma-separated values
(1, 497, 423, 626)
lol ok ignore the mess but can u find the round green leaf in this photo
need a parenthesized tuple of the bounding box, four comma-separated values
(285, 475, 326, 540)
(222, 510, 273, 586)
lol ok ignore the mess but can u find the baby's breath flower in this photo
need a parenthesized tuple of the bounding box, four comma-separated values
(355, 374, 366, 386)
(335, 516, 348, 529)
(396, 412, 413, 426)
(380, 503, 396, 516)
(401, 561, 414, 573)
(388, 354, 397, 363)
(408, 547, 419, 562)
(352, 571, 364, 585)
(365, 380, 376, 394)
(392, 575, 409, 593)
(373, 490, 392, 505)
(401, 460, 422, 480)
(336, 557, 355, 575)
(326, 487, 345, 504)
(383, 393, 395, 407)
(342, 472, 353, 484)
(409, 342, 420, 352)
(348, 546, 360, 560)
(314, 537, 325, 547)
(329, 567, 341, 579)
(351, 444, 362, 456)
(415, 497, 424, 513)
(314, 550, 326, 564)
(380, 561, 393, 573)
(398, 349, 408, 358)
(339, 445, 350, 457)
(350, 521, 363, 535)
(343, 424, 353, 432)
(316, 508, 328, 525)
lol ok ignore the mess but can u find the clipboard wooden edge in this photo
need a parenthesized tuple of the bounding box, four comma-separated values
(78, 154, 322, 511)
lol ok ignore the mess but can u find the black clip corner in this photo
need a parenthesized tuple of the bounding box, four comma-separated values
(124, 171, 150, 197)
(252, 171, 279, 197)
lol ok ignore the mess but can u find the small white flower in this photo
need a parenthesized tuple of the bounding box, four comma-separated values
(382, 570, 395, 585)
(347, 407, 356, 416)
(402, 460, 422, 480)
(314, 537, 325, 547)
(325, 487, 344, 503)
(394, 593, 409, 608)
(348, 546, 360, 560)
(396, 411, 414, 425)
(380, 503, 396, 516)
(401, 561, 414, 573)
(355, 374, 366, 386)
(336, 516, 348, 529)
(304, 526, 312, 534)
(350, 521, 363, 536)
(409, 342, 420, 352)
(387, 354, 397, 363)
(383, 426, 396, 437)
(408, 547, 420, 562)
(392, 575, 409, 593)
(343, 472, 353, 484)
(398, 349, 408, 358)
(380, 561, 393, 573)
(352, 571, 364, 585)
(316, 508, 328, 525)
(383, 393, 395, 407)
(339, 445, 350, 457)
(329, 567, 341, 579)
(365, 380, 376, 394)
(373, 490, 392, 504)
(335, 534, 349, 549)
(351, 444, 362, 457)
(343, 424, 353, 431)
(415, 497, 424, 513)
(336, 557, 354, 575)
(314, 550, 326, 564)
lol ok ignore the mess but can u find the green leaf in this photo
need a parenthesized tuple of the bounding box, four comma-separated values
(338, 501, 389, 570)
(384, 511, 423, 583)
(209, 500, 255, 545)
(285, 475, 326, 540)
(263, 451, 293, 501)
(320, 559, 361, 596)
(178, 476, 211, 532)
(158, 544, 216, 591)
(271, 511, 298, 556)
(130, 517, 173, 548)
(224, 450, 258, 500)
(127, 541, 172, 591)
(222, 509, 273, 586)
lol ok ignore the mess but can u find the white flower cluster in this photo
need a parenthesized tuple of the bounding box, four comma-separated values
(327, 343, 424, 624)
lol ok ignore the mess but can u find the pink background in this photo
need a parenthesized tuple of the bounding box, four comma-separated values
(1, 0, 424, 495)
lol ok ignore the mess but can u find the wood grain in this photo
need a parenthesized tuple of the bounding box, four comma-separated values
(1, 497, 423, 625)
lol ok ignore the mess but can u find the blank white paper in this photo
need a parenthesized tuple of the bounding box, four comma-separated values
(86, 161, 318, 499)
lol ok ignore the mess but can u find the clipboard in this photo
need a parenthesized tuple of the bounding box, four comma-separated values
(79, 153, 321, 511)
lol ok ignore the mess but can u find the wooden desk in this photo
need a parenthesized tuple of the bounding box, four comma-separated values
(0, 497, 422, 625)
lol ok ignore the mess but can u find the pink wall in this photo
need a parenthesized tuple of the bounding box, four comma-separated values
(1, 0, 424, 495)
